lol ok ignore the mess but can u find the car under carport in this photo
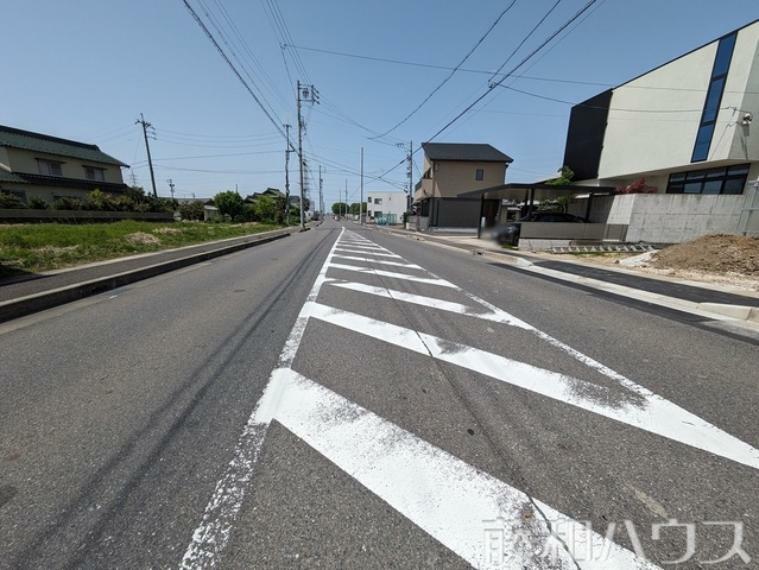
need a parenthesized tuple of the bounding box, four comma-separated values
(457, 182, 620, 247)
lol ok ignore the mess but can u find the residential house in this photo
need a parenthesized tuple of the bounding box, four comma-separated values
(0, 125, 129, 205)
(562, 19, 759, 242)
(246, 187, 284, 202)
(414, 142, 513, 231)
(366, 190, 407, 224)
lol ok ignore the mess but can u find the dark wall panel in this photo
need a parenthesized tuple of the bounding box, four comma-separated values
(562, 89, 612, 180)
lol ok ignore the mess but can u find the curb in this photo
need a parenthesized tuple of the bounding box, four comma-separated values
(375, 226, 759, 329)
(0, 228, 295, 324)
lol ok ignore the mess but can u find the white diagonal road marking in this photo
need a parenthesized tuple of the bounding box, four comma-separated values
(328, 280, 530, 328)
(307, 301, 759, 471)
(332, 254, 422, 269)
(328, 262, 459, 288)
(255, 368, 658, 570)
(335, 247, 403, 259)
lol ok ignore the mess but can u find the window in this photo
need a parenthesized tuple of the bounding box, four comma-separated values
(37, 159, 63, 177)
(666, 164, 749, 195)
(475, 168, 484, 181)
(691, 32, 736, 162)
(83, 166, 106, 181)
(374, 198, 382, 205)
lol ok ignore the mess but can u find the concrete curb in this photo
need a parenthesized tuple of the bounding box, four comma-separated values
(0, 228, 295, 324)
(374, 226, 759, 330)
(483, 253, 759, 330)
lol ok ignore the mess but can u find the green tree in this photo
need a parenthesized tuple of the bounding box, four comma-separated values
(179, 200, 205, 221)
(349, 202, 366, 215)
(253, 195, 279, 223)
(546, 165, 575, 186)
(331, 202, 348, 215)
(213, 191, 245, 220)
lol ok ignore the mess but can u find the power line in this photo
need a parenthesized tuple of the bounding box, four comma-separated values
(370, 0, 518, 140)
(488, 0, 562, 83)
(425, 0, 601, 143)
(156, 127, 281, 140)
(132, 150, 282, 166)
(287, 43, 756, 95)
(196, 0, 287, 121)
(210, 0, 290, 112)
(181, 0, 292, 147)
(497, 84, 723, 113)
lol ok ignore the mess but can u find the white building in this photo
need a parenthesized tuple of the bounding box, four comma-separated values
(562, 19, 759, 242)
(366, 190, 407, 224)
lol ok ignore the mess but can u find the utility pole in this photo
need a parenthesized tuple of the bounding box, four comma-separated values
(297, 81, 319, 230)
(284, 123, 292, 224)
(167, 178, 175, 199)
(360, 147, 364, 225)
(136, 113, 157, 198)
(407, 140, 413, 214)
(318, 165, 324, 220)
(344, 179, 347, 218)
(397, 140, 414, 215)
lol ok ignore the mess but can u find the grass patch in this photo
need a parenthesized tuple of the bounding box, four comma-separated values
(0, 220, 282, 274)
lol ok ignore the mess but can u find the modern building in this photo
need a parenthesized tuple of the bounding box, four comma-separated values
(562, 19, 759, 242)
(0, 125, 129, 205)
(366, 190, 406, 224)
(413, 142, 512, 231)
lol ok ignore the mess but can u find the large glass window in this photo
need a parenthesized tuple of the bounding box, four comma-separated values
(691, 32, 736, 162)
(667, 164, 749, 195)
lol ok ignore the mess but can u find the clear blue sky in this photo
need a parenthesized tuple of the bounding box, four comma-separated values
(2, 0, 757, 207)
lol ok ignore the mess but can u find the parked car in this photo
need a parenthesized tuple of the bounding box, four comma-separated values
(492, 211, 585, 245)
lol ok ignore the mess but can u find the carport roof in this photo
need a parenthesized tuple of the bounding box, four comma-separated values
(458, 182, 616, 201)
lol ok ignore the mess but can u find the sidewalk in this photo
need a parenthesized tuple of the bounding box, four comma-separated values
(0, 225, 306, 322)
(375, 226, 759, 325)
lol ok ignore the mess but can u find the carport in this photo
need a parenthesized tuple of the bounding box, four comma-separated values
(458, 183, 616, 239)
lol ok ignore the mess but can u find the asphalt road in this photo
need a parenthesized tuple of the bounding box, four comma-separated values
(1, 219, 757, 569)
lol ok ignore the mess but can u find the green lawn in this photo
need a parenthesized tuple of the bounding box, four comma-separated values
(0, 220, 283, 275)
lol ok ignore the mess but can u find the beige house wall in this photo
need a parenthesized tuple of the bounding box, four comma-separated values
(4, 147, 125, 184)
(414, 157, 506, 201)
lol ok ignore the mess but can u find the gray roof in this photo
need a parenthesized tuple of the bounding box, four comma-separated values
(0, 125, 128, 167)
(421, 142, 513, 163)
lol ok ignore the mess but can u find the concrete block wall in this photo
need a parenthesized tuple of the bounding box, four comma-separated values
(610, 193, 747, 243)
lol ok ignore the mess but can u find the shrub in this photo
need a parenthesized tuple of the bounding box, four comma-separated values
(109, 194, 137, 211)
(52, 196, 83, 210)
(179, 200, 205, 221)
(28, 197, 49, 210)
(213, 191, 245, 219)
(86, 189, 115, 211)
(0, 192, 28, 209)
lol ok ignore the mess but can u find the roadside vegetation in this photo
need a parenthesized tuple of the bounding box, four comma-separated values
(0, 188, 176, 213)
(0, 220, 281, 275)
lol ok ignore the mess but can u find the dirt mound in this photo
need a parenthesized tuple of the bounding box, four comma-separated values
(652, 234, 759, 276)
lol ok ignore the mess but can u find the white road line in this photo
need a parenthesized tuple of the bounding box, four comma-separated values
(332, 254, 422, 269)
(180, 228, 345, 569)
(257, 368, 657, 570)
(328, 280, 530, 328)
(307, 302, 759, 470)
(340, 238, 373, 244)
(334, 247, 403, 259)
(328, 262, 459, 288)
(337, 243, 390, 252)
